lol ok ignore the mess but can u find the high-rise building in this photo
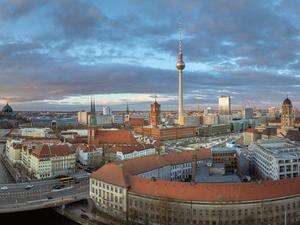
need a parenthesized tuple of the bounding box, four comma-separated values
(103, 106, 111, 116)
(77, 110, 89, 125)
(281, 97, 295, 128)
(150, 99, 160, 127)
(243, 107, 254, 119)
(176, 31, 185, 126)
(90, 98, 97, 126)
(218, 95, 231, 115)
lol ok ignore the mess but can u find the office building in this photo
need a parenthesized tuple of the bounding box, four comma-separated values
(218, 95, 231, 115)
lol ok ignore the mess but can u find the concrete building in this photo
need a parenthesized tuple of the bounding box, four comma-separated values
(250, 138, 300, 180)
(243, 108, 254, 119)
(218, 95, 231, 115)
(196, 124, 231, 137)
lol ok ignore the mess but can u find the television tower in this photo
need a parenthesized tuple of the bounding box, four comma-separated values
(176, 29, 185, 126)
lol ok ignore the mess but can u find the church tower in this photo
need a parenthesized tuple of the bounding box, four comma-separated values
(150, 98, 161, 127)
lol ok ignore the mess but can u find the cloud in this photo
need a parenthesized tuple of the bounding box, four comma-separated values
(0, 0, 299, 110)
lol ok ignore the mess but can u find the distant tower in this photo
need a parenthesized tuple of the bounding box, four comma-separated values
(281, 97, 294, 128)
(176, 29, 185, 126)
(90, 98, 97, 126)
(150, 98, 161, 127)
(126, 102, 130, 115)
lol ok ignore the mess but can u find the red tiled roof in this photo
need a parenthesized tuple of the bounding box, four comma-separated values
(76, 144, 99, 152)
(120, 149, 211, 175)
(125, 118, 147, 127)
(31, 144, 74, 159)
(91, 163, 130, 187)
(129, 176, 300, 202)
(92, 129, 138, 145)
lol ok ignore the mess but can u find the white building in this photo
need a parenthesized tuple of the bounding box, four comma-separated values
(218, 95, 231, 115)
(20, 128, 53, 138)
(103, 106, 112, 115)
(76, 144, 103, 167)
(96, 115, 113, 126)
(112, 115, 124, 125)
(203, 114, 219, 125)
(109, 145, 156, 160)
(250, 138, 300, 180)
(23, 144, 76, 179)
(77, 111, 90, 125)
(5, 138, 22, 164)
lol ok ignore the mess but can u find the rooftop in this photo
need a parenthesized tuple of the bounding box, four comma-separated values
(254, 138, 300, 160)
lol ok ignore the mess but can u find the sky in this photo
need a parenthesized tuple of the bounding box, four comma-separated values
(0, 0, 299, 111)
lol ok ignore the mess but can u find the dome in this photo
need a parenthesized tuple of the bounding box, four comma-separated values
(283, 98, 292, 106)
(2, 103, 13, 113)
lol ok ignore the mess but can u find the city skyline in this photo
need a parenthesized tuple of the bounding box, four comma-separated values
(0, 0, 300, 111)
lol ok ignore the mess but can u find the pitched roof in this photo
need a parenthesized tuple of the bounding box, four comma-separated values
(93, 129, 138, 145)
(31, 144, 74, 159)
(76, 144, 99, 152)
(117, 149, 211, 175)
(125, 118, 146, 127)
(91, 163, 130, 188)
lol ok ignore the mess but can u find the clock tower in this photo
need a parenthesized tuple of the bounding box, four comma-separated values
(150, 99, 160, 127)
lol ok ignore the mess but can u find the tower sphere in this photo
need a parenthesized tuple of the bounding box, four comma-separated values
(176, 60, 185, 70)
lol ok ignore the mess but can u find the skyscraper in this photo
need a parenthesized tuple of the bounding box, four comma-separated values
(176, 30, 185, 126)
(218, 95, 231, 115)
(90, 98, 97, 126)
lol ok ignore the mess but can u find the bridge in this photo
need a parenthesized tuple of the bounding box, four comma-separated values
(0, 176, 89, 213)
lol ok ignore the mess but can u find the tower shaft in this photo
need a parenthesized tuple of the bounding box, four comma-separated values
(178, 69, 184, 126)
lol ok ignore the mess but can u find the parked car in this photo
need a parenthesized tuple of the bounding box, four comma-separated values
(0, 186, 8, 190)
(80, 214, 89, 220)
(25, 184, 34, 190)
